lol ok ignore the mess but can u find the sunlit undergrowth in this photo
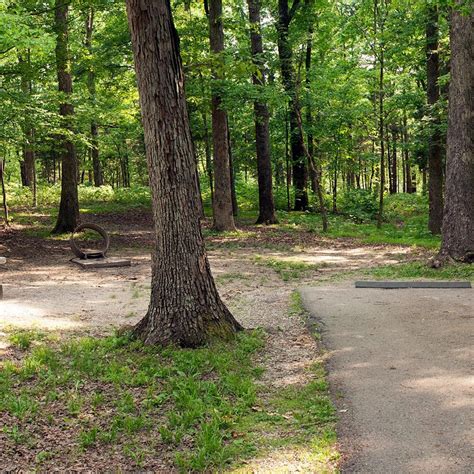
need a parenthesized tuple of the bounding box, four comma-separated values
(7, 183, 438, 250)
(253, 255, 319, 281)
(1, 328, 337, 472)
(360, 261, 474, 281)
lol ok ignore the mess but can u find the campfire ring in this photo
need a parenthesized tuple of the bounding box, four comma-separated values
(70, 223, 110, 259)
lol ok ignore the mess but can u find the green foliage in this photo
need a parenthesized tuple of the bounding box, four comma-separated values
(340, 188, 379, 222)
(360, 261, 474, 281)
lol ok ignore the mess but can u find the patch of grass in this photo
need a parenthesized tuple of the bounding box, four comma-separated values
(0, 330, 265, 471)
(254, 256, 318, 281)
(288, 290, 305, 317)
(234, 361, 338, 471)
(359, 261, 474, 281)
(0, 325, 338, 471)
(8, 329, 47, 350)
(3, 424, 30, 444)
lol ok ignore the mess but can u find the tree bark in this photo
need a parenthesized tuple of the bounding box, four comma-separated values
(277, 0, 308, 211)
(375, 0, 385, 229)
(0, 159, 9, 227)
(125, 0, 242, 346)
(426, 6, 443, 234)
(52, 0, 79, 234)
(390, 125, 397, 193)
(85, 7, 103, 187)
(247, 0, 277, 224)
(439, 3, 473, 263)
(208, 0, 236, 231)
(403, 113, 413, 193)
(18, 52, 35, 188)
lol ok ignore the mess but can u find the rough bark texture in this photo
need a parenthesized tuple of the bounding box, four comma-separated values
(208, 0, 235, 231)
(247, 0, 277, 224)
(277, 0, 308, 211)
(426, 6, 444, 234)
(125, 0, 242, 346)
(85, 8, 103, 187)
(439, 3, 474, 262)
(52, 0, 79, 234)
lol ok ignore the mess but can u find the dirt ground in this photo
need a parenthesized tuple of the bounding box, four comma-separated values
(0, 212, 430, 471)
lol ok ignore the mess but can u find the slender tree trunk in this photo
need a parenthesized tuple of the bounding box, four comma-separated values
(390, 125, 397, 193)
(202, 110, 213, 204)
(438, 3, 473, 263)
(125, 0, 242, 346)
(426, 6, 443, 234)
(332, 151, 338, 213)
(227, 125, 238, 216)
(305, 20, 316, 194)
(85, 8, 103, 187)
(0, 159, 9, 227)
(247, 0, 277, 224)
(277, 0, 308, 211)
(19, 52, 35, 188)
(207, 0, 235, 231)
(302, 18, 327, 230)
(285, 109, 291, 211)
(376, 0, 385, 229)
(52, 0, 79, 234)
(403, 113, 413, 193)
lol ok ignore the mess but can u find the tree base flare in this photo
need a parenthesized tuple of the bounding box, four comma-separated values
(132, 306, 243, 348)
(429, 252, 474, 268)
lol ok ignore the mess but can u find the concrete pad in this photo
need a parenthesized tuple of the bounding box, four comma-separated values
(71, 257, 131, 269)
(300, 284, 474, 473)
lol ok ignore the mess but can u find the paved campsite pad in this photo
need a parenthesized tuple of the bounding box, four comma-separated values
(300, 285, 473, 473)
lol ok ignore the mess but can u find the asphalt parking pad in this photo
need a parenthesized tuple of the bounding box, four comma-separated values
(300, 285, 473, 473)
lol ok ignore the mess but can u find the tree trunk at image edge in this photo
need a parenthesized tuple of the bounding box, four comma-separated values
(277, 0, 308, 211)
(439, 3, 474, 263)
(52, 0, 79, 234)
(426, 6, 443, 234)
(125, 0, 242, 346)
(208, 0, 235, 231)
(247, 0, 277, 224)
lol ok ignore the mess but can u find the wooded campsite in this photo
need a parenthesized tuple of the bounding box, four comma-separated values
(0, 0, 472, 471)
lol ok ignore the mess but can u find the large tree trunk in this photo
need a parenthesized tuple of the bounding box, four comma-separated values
(277, 0, 308, 211)
(247, 0, 277, 224)
(426, 6, 443, 234)
(125, 0, 242, 346)
(85, 8, 103, 187)
(52, 0, 79, 234)
(439, 3, 473, 263)
(208, 0, 235, 231)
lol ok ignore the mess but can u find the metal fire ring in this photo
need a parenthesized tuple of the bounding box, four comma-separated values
(70, 223, 110, 259)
